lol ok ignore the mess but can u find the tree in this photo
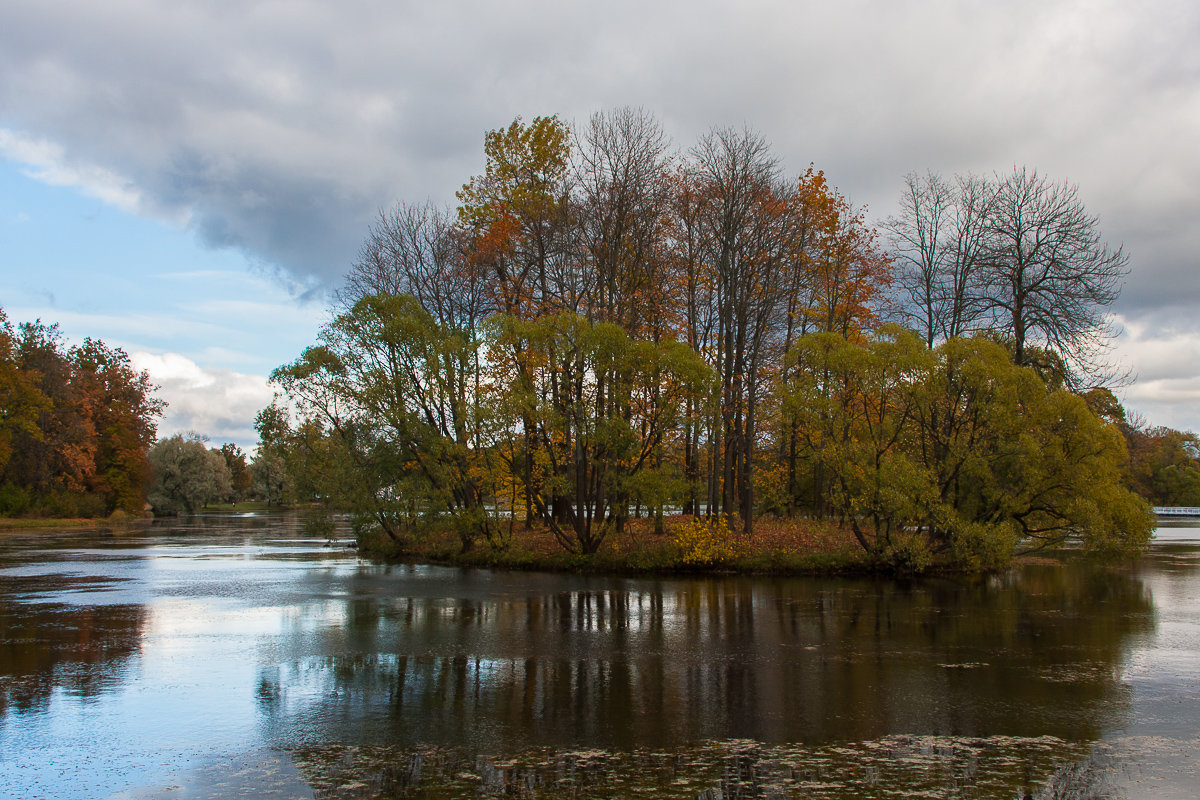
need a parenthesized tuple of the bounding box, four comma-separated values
(884, 171, 992, 346)
(69, 338, 162, 513)
(782, 329, 1153, 569)
(981, 167, 1127, 380)
(252, 403, 291, 507)
(148, 434, 232, 515)
(573, 107, 675, 335)
(271, 293, 505, 551)
(884, 168, 1127, 386)
(0, 311, 163, 517)
(0, 310, 49, 487)
(218, 443, 253, 499)
(689, 126, 788, 534)
(457, 114, 573, 317)
(490, 311, 710, 554)
(1122, 423, 1200, 506)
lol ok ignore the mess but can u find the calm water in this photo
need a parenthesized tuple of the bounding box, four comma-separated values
(1, 515, 1198, 799)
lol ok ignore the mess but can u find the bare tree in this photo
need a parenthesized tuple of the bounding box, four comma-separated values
(691, 126, 788, 533)
(885, 170, 950, 346)
(573, 107, 674, 336)
(980, 167, 1127, 382)
(337, 201, 492, 334)
(884, 171, 991, 347)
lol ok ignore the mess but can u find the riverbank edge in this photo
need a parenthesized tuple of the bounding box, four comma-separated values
(0, 514, 153, 532)
(350, 522, 979, 578)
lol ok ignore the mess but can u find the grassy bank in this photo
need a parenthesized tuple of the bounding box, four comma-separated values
(357, 514, 871, 576)
(0, 511, 151, 532)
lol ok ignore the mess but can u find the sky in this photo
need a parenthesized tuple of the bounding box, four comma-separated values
(2, 0, 1199, 449)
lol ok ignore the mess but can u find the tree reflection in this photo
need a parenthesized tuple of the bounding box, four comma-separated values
(0, 580, 146, 715)
(258, 562, 1152, 795)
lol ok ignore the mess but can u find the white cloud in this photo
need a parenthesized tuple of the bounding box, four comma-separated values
(130, 352, 275, 448)
(1112, 317, 1200, 432)
(0, 127, 146, 215)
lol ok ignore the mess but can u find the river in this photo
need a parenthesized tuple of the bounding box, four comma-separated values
(1, 514, 1198, 798)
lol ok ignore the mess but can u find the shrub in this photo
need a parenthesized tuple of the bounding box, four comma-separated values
(672, 515, 740, 566)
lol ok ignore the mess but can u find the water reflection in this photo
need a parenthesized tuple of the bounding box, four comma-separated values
(0, 590, 146, 715)
(257, 565, 1153, 755)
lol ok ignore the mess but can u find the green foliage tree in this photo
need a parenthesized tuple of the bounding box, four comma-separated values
(490, 311, 711, 554)
(783, 329, 1153, 570)
(218, 442, 254, 499)
(271, 293, 503, 550)
(252, 403, 292, 507)
(148, 434, 232, 515)
(1123, 424, 1200, 506)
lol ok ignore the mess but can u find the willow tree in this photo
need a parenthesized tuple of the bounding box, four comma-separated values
(490, 311, 711, 554)
(272, 293, 505, 551)
(783, 328, 1153, 570)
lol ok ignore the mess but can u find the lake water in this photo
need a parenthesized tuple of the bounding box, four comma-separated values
(1, 515, 1198, 799)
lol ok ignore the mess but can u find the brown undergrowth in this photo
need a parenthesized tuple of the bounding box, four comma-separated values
(358, 514, 867, 575)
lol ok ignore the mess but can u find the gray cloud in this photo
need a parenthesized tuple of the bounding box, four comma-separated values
(3, 2, 1199, 349)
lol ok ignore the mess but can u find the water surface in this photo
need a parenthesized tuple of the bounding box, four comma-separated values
(1, 515, 1198, 798)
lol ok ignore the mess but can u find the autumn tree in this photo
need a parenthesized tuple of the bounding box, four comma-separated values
(457, 115, 573, 528)
(688, 126, 791, 534)
(489, 311, 710, 553)
(70, 338, 162, 513)
(1122, 422, 1200, 507)
(0, 311, 48, 490)
(457, 114, 573, 316)
(218, 443, 253, 499)
(0, 312, 162, 517)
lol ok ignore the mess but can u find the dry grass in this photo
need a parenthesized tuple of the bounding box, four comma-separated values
(365, 514, 866, 575)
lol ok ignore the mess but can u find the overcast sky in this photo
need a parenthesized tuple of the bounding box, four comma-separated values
(2, 0, 1199, 448)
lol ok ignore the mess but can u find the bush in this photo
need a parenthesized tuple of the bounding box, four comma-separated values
(672, 515, 741, 566)
(0, 484, 32, 516)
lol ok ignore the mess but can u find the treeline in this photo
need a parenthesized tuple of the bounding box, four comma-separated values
(0, 309, 162, 517)
(265, 109, 1154, 568)
(1124, 423, 1200, 507)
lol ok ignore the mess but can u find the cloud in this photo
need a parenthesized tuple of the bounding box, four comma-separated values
(2, 0, 1197, 298)
(0, 128, 144, 215)
(130, 351, 274, 449)
(1112, 317, 1200, 432)
(3, 0, 1200, 429)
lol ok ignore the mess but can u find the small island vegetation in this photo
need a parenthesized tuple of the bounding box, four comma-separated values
(260, 110, 1157, 573)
